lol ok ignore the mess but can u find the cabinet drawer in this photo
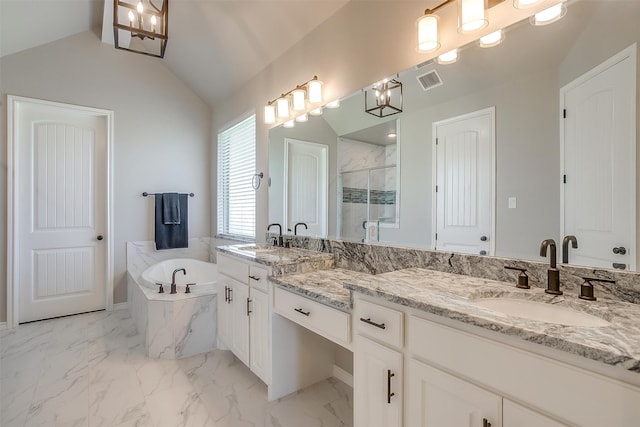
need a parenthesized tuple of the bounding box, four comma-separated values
(354, 298, 403, 348)
(249, 264, 269, 293)
(218, 253, 249, 283)
(274, 287, 351, 348)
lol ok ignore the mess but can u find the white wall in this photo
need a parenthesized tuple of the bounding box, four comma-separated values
(0, 30, 211, 320)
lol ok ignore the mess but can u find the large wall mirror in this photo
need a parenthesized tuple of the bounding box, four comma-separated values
(269, 0, 640, 271)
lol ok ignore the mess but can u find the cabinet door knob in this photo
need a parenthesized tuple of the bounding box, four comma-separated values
(97, 235, 104, 241)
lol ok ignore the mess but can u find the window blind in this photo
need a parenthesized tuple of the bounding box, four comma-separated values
(217, 114, 256, 240)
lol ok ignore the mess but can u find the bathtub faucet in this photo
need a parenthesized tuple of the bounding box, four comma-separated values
(171, 268, 186, 294)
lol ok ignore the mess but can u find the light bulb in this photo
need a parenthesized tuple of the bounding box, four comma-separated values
(137, 1, 144, 13)
(308, 79, 323, 103)
(151, 15, 157, 25)
(128, 10, 135, 22)
(277, 97, 290, 119)
(295, 113, 309, 123)
(292, 89, 306, 111)
(479, 29, 504, 48)
(264, 105, 276, 125)
(283, 120, 295, 128)
(416, 15, 440, 52)
(437, 49, 458, 65)
(458, 0, 488, 34)
(531, 2, 566, 26)
(513, 0, 543, 9)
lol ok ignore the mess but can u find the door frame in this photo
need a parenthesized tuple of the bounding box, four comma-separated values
(431, 106, 496, 255)
(559, 44, 637, 270)
(6, 95, 115, 329)
(283, 138, 328, 236)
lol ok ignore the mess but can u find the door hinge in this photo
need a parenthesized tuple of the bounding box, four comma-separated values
(436, 138, 439, 145)
(563, 109, 567, 119)
(563, 174, 567, 184)
(435, 233, 438, 240)
(435, 185, 438, 192)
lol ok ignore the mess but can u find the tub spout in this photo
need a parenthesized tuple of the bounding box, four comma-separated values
(171, 268, 186, 294)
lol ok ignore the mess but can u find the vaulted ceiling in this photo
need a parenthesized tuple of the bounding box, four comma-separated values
(1, 0, 350, 106)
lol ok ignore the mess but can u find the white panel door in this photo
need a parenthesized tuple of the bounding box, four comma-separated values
(434, 108, 494, 255)
(407, 358, 502, 427)
(17, 100, 107, 323)
(562, 46, 636, 270)
(284, 139, 328, 237)
(354, 335, 402, 427)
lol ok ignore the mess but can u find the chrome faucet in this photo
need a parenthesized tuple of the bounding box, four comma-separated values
(171, 268, 186, 294)
(294, 222, 308, 236)
(540, 239, 562, 295)
(562, 235, 578, 264)
(267, 223, 283, 246)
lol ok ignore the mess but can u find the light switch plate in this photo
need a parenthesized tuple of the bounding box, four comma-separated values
(508, 197, 517, 209)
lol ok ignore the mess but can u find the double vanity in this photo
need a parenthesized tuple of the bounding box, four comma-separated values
(216, 238, 640, 426)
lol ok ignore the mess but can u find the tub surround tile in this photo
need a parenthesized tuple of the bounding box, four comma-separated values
(344, 268, 640, 372)
(269, 269, 360, 312)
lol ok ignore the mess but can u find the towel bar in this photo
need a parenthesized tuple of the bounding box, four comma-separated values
(142, 192, 195, 197)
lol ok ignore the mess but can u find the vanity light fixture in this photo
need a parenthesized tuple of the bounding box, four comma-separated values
(283, 120, 295, 128)
(479, 29, 504, 47)
(437, 48, 459, 64)
(387, 132, 397, 138)
(263, 76, 323, 124)
(458, 0, 488, 34)
(113, 0, 168, 58)
(295, 113, 309, 123)
(513, 0, 544, 8)
(309, 107, 323, 116)
(326, 100, 341, 109)
(364, 78, 403, 118)
(416, 0, 505, 53)
(531, 2, 566, 26)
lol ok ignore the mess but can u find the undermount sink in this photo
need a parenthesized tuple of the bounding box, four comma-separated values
(473, 298, 610, 327)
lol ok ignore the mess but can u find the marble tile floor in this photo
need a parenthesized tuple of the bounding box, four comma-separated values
(0, 309, 353, 427)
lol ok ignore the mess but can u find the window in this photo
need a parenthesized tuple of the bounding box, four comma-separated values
(217, 114, 256, 240)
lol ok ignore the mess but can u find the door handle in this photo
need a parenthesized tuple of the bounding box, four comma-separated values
(482, 418, 492, 427)
(613, 246, 627, 255)
(480, 235, 488, 241)
(97, 235, 104, 241)
(612, 263, 626, 270)
(479, 250, 487, 255)
(387, 369, 395, 404)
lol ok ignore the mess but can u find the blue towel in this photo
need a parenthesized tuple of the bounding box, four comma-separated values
(155, 194, 188, 250)
(162, 192, 181, 224)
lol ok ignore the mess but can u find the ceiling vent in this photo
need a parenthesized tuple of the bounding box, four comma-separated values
(415, 59, 435, 69)
(416, 70, 443, 92)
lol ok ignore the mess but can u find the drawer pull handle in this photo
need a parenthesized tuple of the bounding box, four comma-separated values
(482, 418, 491, 427)
(360, 317, 386, 330)
(247, 298, 252, 315)
(387, 369, 395, 404)
(294, 308, 310, 317)
(249, 275, 261, 281)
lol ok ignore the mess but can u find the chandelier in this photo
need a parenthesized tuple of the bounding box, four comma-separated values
(113, 0, 169, 58)
(364, 78, 403, 118)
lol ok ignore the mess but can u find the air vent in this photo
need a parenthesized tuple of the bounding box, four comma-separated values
(416, 70, 443, 92)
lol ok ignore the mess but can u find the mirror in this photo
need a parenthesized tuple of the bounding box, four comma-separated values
(269, 0, 640, 271)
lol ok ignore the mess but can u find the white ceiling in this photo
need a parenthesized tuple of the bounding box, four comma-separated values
(1, 0, 349, 106)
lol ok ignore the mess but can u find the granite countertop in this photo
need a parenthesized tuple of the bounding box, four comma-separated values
(269, 268, 365, 312)
(344, 267, 640, 372)
(216, 244, 334, 267)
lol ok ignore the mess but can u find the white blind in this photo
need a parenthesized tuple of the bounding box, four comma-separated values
(217, 114, 256, 239)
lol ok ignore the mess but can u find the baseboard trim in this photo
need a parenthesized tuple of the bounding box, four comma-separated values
(332, 364, 353, 388)
(113, 302, 129, 311)
(0, 322, 7, 331)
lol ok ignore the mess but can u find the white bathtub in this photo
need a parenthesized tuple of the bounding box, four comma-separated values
(141, 258, 217, 293)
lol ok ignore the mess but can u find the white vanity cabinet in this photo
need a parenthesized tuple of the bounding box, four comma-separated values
(353, 299, 404, 427)
(352, 294, 640, 427)
(217, 253, 270, 384)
